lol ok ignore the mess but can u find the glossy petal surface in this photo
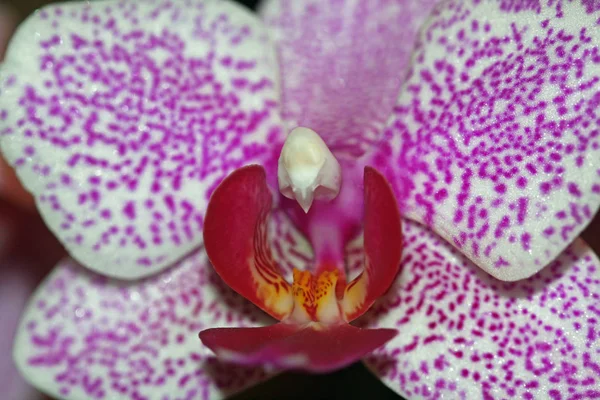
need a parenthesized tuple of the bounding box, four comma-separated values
(373, 0, 600, 280)
(343, 167, 403, 321)
(362, 221, 600, 399)
(204, 165, 294, 320)
(201, 323, 396, 373)
(0, 0, 283, 278)
(260, 0, 438, 157)
(13, 251, 275, 400)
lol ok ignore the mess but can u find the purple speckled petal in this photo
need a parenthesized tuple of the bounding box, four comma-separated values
(372, 0, 600, 280)
(260, 0, 438, 157)
(0, 0, 284, 278)
(13, 251, 276, 400)
(361, 221, 600, 399)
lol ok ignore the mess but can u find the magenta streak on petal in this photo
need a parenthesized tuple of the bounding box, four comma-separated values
(362, 220, 600, 399)
(0, 0, 284, 278)
(200, 323, 397, 373)
(260, 0, 439, 158)
(371, 0, 600, 281)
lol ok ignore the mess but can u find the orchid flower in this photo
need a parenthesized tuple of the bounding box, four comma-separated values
(1, 0, 599, 399)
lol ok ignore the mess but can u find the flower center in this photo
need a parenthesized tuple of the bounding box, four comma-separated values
(202, 162, 402, 327)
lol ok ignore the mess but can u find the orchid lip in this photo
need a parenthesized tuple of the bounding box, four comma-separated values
(278, 127, 342, 213)
(200, 164, 403, 372)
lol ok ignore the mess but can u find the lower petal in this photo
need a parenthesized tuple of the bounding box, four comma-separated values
(13, 252, 274, 400)
(200, 323, 396, 373)
(362, 221, 600, 399)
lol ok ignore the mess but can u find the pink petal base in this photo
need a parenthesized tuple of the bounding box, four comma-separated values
(200, 323, 396, 373)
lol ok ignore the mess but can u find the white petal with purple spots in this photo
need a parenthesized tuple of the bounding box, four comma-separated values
(0, 0, 284, 278)
(372, 0, 600, 280)
(12, 204, 313, 400)
(13, 250, 274, 400)
(362, 221, 600, 399)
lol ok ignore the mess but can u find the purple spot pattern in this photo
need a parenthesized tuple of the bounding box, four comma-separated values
(269, 208, 313, 279)
(372, 0, 600, 281)
(362, 220, 600, 399)
(12, 208, 312, 400)
(0, 0, 283, 278)
(260, 0, 438, 158)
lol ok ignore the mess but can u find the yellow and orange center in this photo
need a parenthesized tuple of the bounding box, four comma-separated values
(288, 268, 342, 324)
